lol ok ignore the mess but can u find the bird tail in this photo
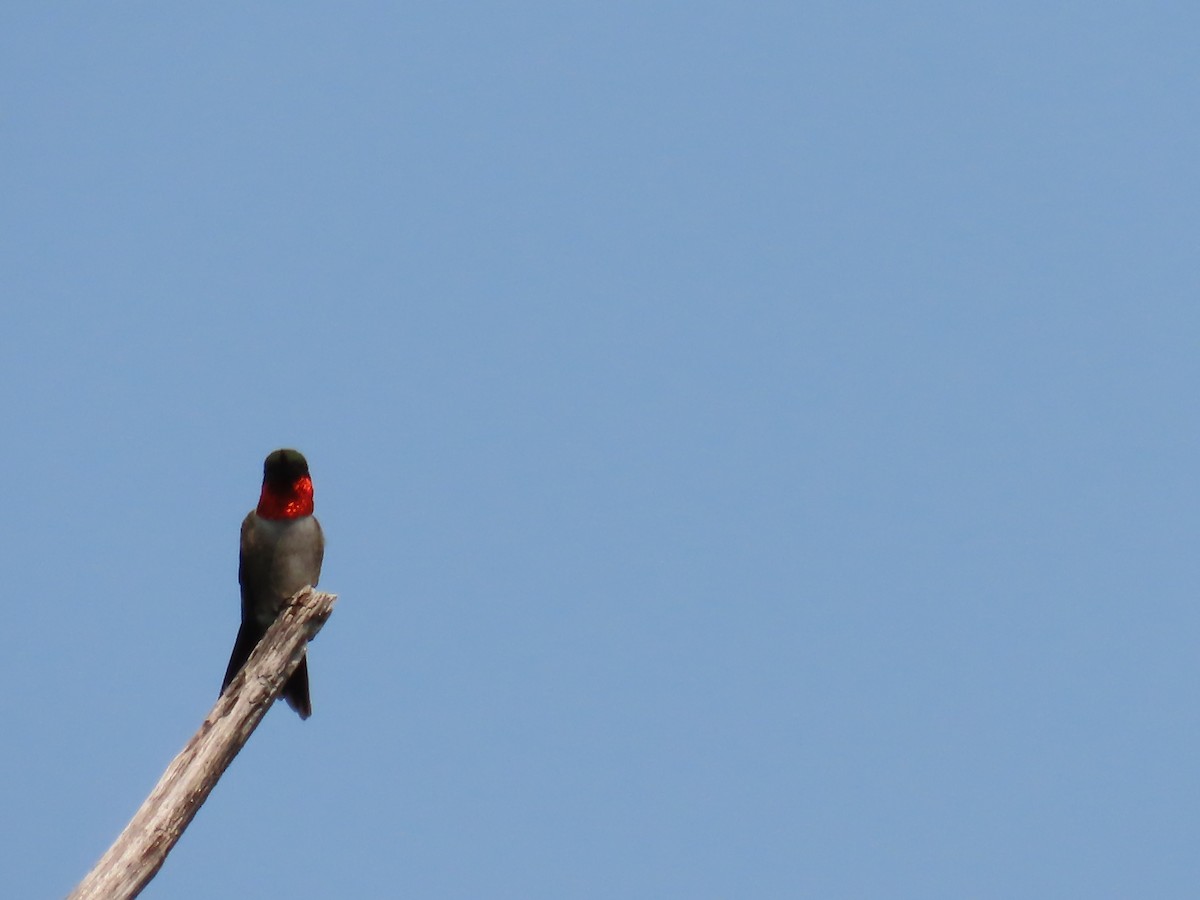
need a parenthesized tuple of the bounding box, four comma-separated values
(283, 653, 312, 720)
(221, 621, 312, 719)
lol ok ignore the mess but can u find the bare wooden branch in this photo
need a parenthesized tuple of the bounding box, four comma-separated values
(67, 586, 337, 900)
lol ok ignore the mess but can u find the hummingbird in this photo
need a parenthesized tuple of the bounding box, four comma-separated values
(221, 448, 325, 718)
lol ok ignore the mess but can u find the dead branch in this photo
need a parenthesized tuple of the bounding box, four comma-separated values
(67, 586, 337, 900)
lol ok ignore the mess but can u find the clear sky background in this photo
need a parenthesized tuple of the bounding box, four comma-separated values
(2, 4, 1197, 898)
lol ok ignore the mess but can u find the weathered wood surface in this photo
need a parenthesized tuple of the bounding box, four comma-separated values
(67, 587, 337, 900)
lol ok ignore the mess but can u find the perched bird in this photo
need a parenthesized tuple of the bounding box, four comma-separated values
(221, 448, 325, 718)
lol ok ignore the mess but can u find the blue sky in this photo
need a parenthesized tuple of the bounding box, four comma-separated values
(2, 4, 1198, 897)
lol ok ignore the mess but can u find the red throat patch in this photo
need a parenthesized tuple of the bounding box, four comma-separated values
(256, 475, 315, 520)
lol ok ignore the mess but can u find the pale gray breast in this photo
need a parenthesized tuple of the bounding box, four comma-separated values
(257, 515, 324, 602)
